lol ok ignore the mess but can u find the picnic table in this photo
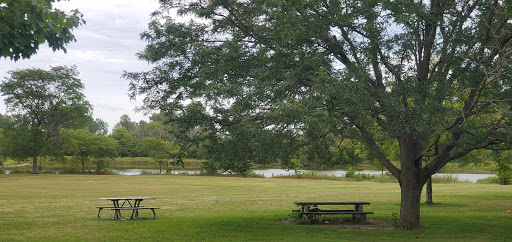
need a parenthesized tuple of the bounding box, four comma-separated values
(294, 202, 373, 224)
(95, 197, 159, 220)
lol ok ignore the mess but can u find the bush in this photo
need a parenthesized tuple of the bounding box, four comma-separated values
(345, 167, 356, 178)
(477, 176, 499, 184)
(496, 162, 511, 185)
(431, 174, 467, 183)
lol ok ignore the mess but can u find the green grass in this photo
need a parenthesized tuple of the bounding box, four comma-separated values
(2, 157, 205, 172)
(1, 174, 511, 241)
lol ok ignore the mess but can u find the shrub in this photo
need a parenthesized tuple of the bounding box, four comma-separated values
(477, 176, 499, 184)
(345, 167, 356, 178)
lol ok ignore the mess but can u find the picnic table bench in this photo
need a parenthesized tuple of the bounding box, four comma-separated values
(96, 197, 159, 220)
(294, 202, 373, 224)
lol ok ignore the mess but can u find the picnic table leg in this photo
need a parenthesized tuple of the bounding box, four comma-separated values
(97, 208, 103, 219)
(131, 200, 141, 219)
(354, 204, 365, 223)
(151, 209, 156, 219)
(113, 200, 122, 220)
(302, 205, 312, 224)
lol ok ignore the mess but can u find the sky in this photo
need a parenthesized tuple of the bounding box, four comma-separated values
(0, 0, 162, 132)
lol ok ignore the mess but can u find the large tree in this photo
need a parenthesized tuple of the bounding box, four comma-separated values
(0, 0, 84, 61)
(125, 0, 512, 229)
(0, 65, 92, 173)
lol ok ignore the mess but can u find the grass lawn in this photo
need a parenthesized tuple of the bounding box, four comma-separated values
(0, 174, 510, 241)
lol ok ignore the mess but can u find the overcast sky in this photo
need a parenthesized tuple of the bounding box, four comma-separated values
(0, 0, 162, 132)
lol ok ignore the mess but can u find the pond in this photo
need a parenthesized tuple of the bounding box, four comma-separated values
(112, 168, 494, 183)
(3, 167, 495, 183)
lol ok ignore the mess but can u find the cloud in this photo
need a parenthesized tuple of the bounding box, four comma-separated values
(0, 0, 161, 132)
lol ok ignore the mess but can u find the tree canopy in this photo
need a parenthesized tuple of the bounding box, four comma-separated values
(60, 128, 118, 172)
(0, 0, 84, 61)
(126, 0, 512, 229)
(0, 65, 92, 172)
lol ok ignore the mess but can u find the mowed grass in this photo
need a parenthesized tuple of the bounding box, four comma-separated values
(0, 174, 510, 241)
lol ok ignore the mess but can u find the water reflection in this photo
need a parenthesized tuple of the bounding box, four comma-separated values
(110, 169, 200, 176)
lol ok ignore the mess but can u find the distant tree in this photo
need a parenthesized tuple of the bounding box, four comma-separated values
(91, 135, 118, 171)
(149, 112, 167, 123)
(0, 113, 12, 129)
(0, 128, 5, 166)
(138, 137, 179, 173)
(113, 114, 137, 133)
(0, 0, 85, 61)
(110, 126, 136, 157)
(0, 65, 91, 173)
(135, 121, 168, 140)
(60, 128, 94, 172)
(126, 0, 512, 229)
(87, 117, 109, 136)
(61, 128, 118, 172)
(0, 114, 12, 165)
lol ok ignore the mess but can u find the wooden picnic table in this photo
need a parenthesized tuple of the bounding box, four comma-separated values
(294, 202, 373, 224)
(96, 197, 159, 220)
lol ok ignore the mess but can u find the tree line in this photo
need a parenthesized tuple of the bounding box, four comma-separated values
(0, 66, 179, 173)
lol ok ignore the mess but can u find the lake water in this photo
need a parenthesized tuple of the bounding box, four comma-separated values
(3, 167, 495, 183)
(111, 168, 494, 183)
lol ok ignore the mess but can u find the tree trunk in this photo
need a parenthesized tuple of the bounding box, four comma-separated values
(426, 177, 433, 204)
(399, 175, 425, 229)
(397, 133, 430, 229)
(32, 153, 38, 174)
(82, 161, 85, 172)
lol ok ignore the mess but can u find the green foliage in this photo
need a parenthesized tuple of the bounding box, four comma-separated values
(113, 114, 137, 132)
(289, 211, 307, 225)
(431, 175, 469, 184)
(135, 120, 169, 140)
(476, 176, 499, 184)
(126, 0, 512, 229)
(0, 66, 92, 172)
(491, 150, 512, 185)
(110, 126, 136, 157)
(164, 102, 298, 175)
(344, 167, 357, 178)
(0, 0, 85, 60)
(60, 128, 118, 172)
(86, 117, 109, 136)
(138, 137, 179, 172)
(91, 135, 118, 171)
(391, 212, 399, 229)
(60, 128, 94, 171)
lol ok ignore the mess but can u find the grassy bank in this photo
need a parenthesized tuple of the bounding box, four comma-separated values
(0, 174, 510, 241)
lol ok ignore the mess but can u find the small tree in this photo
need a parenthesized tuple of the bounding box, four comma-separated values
(61, 128, 119, 172)
(91, 136, 118, 172)
(138, 137, 179, 173)
(111, 127, 137, 157)
(60, 128, 95, 172)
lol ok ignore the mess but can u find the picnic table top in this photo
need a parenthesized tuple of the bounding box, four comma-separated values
(294, 202, 370, 205)
(98, 197, 155, 201)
